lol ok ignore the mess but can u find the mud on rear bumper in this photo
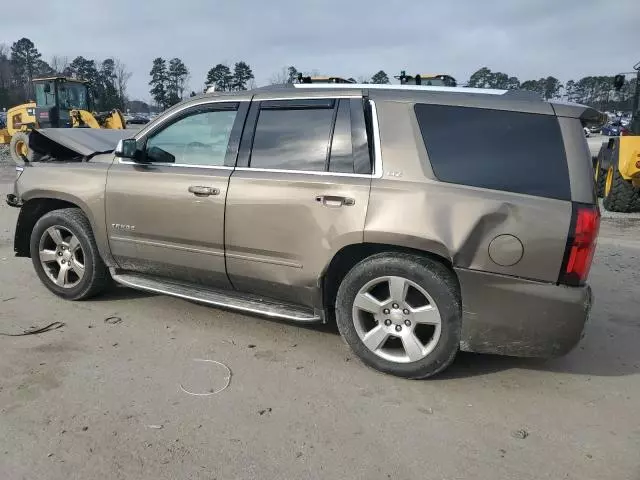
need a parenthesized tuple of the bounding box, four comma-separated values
(456, 268, 592, 357)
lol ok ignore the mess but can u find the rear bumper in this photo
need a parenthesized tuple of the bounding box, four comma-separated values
(456, 268, 592, 358)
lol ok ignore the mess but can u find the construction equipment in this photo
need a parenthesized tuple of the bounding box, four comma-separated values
(595, 62, 640, 212)
(296, 75, 356, 84)
(395, 71, 457, 87)
(0, 76, 125, 164)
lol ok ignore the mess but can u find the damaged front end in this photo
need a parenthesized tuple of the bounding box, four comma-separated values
(27, 128, 132, 162)
(6, 128, 131, 209)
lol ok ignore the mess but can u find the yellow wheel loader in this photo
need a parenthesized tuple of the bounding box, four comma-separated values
(596, 62, 640, 212)
(0, 77, 125, 164)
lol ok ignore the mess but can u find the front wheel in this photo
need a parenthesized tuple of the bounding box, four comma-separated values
(335, 253, 461, 379)
(30, 208, 111, 300)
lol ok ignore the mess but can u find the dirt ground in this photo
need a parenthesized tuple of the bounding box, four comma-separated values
(0, 165, 639, 480)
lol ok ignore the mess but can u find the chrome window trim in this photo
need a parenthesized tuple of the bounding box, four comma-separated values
(251, 95, 362, 101)
(236, 99, 382, 179)
(116, 159, 234, 170)
(120, 98, 383, 177)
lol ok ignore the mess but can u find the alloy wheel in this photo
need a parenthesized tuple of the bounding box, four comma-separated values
(352, 276, 442, 363)
(38, 226, 86, 288)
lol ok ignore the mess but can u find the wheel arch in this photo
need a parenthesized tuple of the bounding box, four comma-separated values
(321, 242, 457, 316)
(14, 195, 112, 265)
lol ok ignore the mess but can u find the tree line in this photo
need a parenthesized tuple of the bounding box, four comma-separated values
(464, 66, 637, 112)
(0, 37, 131, 111)
(1, 36, 636, 115)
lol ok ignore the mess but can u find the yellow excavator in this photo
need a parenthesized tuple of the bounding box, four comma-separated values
(594, 62, 640, 212)
(0, 76, 125, 164)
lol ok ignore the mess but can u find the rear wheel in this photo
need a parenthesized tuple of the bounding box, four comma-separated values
(603, 165, 640, 213)
(30, 208, 111, 300)
(335, 253, 461, 379)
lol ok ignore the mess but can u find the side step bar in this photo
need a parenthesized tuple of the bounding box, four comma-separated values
(110, 270, 321, 323)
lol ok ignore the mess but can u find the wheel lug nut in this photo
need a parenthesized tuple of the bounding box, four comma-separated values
(61, 260, 66, 264)
(403, 309, 410, 315)
(395, 325, 402, 332)
(383, 308, 390, 314)
(404, 320, 411, 327)
(392, 303, 399, 309)
(384, 319, 392, 326)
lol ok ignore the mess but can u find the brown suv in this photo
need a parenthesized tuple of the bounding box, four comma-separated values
(7, 84, 601, 378)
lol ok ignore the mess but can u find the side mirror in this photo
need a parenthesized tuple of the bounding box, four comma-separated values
(114, 138, 139, 159)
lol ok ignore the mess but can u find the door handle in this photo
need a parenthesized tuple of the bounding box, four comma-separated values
(188, 186, 220, 197)
(315, 195, 355, 207)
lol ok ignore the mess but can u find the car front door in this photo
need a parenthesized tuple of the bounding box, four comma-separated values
(105, 99, 247, 287)
(224, 95, 375, 307)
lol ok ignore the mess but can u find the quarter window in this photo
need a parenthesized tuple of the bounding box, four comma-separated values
(414, 104, 570, 200)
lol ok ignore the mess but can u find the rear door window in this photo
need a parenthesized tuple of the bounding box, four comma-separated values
(414, 104, 570, 200)
(250, 100, 335, 171)
(246, 98, 372, 174)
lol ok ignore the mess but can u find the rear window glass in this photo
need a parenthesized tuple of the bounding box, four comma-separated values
(414, 104, 570, 200)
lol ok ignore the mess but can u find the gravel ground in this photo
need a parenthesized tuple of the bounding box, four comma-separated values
(0, 162, 639, 479)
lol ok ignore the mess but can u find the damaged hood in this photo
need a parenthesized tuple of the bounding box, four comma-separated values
(30, 128, 132, 160)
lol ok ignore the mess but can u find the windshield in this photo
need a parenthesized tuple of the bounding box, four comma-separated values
(34, 81, 57, 107)
(58, 82, 89, 111)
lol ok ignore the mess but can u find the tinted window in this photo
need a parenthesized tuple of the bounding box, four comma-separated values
(328, 99, 353, 173)
(351, 99, 372, 174)
(250, 106, 334, 171)
(414, 104, 570, 200)
(146, 109, 237, 166)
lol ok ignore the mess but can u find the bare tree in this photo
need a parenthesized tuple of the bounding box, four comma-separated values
(114, 59, 132, 109)
(269, 67, 289, 85)
(50, 55, 69, 74)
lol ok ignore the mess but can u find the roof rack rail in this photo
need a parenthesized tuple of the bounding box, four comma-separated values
(502, 89, 543, 101)
(292, 83, 507, 95)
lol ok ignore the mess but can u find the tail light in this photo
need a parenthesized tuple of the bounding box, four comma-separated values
(558, 203, 600, 286)
(620, 127, 630, 136)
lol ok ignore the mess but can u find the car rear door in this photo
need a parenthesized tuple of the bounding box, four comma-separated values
(105, 99, 248, 287)
(224, 93, 374, 307)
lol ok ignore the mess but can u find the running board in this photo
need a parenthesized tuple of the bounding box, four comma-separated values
(110, 271, 321, 323)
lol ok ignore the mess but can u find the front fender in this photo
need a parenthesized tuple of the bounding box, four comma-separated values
(15, 162, 114, 266)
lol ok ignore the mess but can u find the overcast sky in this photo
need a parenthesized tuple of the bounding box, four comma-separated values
(3, 0, 639, 102)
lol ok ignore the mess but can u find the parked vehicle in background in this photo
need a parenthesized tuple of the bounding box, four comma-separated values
(589, 124, 601, 133)
(0, 76, 125, 164)
(584, 126, 591, 137)
(6, 83, 600, 379)
(594, 62, 640, 212)
(601, 122, 623, 136)
(127, 115, 150, 125)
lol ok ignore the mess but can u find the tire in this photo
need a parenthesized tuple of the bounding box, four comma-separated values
(603, 165, 640, 213)
(594, 160, 606, 198)
(30, 208, 111, 300)
(9, 131, 43, 165)
(9, 132, 29, 166)
(335, 253, 461, 379)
